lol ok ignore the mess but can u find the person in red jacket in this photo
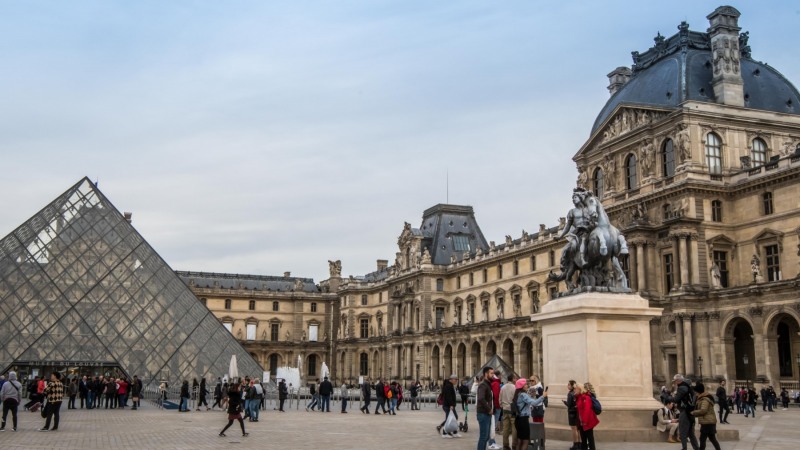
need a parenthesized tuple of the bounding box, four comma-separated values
(575, 383, 599, 450)
(117, 378, 129, 409)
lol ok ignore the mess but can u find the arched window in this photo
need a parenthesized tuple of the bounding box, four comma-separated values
(224, 299, 231, 310)
(751, 138, 768, 166)
(359, 353, 369, 376)
(307, 354, 317, 377)
(705, 133, 722, 174)
(662, 138, 676, 177)
(625, 153, 638, 190)
(592, 168, 604, 197)
(248, 300, 255, 311)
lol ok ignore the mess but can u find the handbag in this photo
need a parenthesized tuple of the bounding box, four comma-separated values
(40, 401, 48, 418)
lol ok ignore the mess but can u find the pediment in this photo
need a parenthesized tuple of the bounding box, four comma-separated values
(575, 105, 672, 159)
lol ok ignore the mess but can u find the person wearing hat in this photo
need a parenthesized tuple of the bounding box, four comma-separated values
(513, 377, 548, 450)
(690, 382, 721, 450)
(436, 374, 460, 438)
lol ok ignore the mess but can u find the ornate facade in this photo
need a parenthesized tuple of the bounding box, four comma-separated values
(195, 6, 800, 391)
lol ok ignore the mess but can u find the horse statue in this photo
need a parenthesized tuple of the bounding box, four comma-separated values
(548, 189, 629, 292)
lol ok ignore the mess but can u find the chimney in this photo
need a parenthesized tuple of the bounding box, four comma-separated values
(283, 271, 291, 278)
(377, 260, 388, 271)
(707, 6, 744, 106)
(123, 212, 132, 223)
(606, 67, 632, 96)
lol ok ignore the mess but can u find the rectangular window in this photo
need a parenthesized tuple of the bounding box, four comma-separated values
(224, 322, 233, 334)
(530, 255, 536, 272)
(711, 200, 722, 222)
(469, 273, 474, 286)
(712, 251, 729, 288)
(361, 294, 368, 306)
(664, 254, 674, 292)
(469, 303, 476, 323)
(497, 264, 503, 279)
(549, 251, 556, 267)
(309, 324, 319, 342)
(379, 292, 383, 303)
(272, 301, 279, 311)
(270, 323, 279, 341)
(249, 300, 255, 311)
(765, 244, 781, 282)
(482, 269, 487, 283)
(435, 307, 445, 329)
(763, 192, 774, 215)
(436, 278, 444, 292)
(513, 260, 519, 276)
(311, 302, 317, 312)
(246, 323, 256, 341)
(456, 276, 461, 289)
(360, 319, 369, 338)
(453, 235, 471, 252)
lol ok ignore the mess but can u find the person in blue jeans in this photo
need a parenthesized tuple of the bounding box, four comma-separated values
(318, 377, 333, 412)
(436, 374, 460, 437)
(476, 366, 495, 450)
(179, 380, 190, 412)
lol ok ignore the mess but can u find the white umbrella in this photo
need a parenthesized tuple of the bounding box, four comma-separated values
(229, 355, 239, 381)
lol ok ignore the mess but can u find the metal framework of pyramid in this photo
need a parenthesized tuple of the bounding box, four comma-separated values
(0, 177, 262, 384)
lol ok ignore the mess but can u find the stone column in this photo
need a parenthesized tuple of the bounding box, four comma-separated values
(689, 234, 701, 287)
(679, 235, 690, 289)
(675, 315, 686, 374)
(636, 242, 647, 292)
(750, 307, 766, 381)
(696, 313, 711, 382)
(683, 314, 695, 377)
(671, 238, 681, 291)
(649, 317, 662, 380)
(708, 312, 722, 378)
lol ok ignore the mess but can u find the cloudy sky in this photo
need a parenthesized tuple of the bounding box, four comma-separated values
(1, 1, 798, 282)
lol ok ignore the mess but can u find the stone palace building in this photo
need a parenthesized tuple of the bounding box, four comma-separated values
(187, 6, 800, 391)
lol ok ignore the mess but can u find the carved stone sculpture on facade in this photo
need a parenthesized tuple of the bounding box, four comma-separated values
(602, 155, 617, 190)
(751, 254, 763, 283)
(640, 138, 655, 176)
(496, 299, 504, 319)
(421, 247, 432, 264)
(577, 168, 589, 189)
(675, 124, 691, 163)
(710, 263, 722, 289)
(328, 260, 342, 277)
(547, 188, 631, 294)
(513, 299, 521, 317)
(481, 301, 488, 322)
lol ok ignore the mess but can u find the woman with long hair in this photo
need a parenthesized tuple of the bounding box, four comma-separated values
(513, 377, 548, 450)
(575, 383, 599, 450)
(219, 383, 248, 437)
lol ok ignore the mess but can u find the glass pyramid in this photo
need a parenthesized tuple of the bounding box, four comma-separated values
(0, 177, 262, 384)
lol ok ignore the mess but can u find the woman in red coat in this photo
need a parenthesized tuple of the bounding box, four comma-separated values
(575, 384, 599, 450)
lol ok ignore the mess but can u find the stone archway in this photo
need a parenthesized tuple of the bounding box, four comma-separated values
(431, 346, 441, 382)
(502, 338, 515, 370)
(765, 312, 800, 382)
(444, 344, 453, 378)
(372, 350, 380, 379)
(471, 342, 481, 374)
(457, 343, 467, 376)
(520, 337, 533, 377)
(486, 339, 497, 359)
(724, 318, 756, 383)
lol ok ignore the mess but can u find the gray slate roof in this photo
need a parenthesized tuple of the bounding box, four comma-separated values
(176, 271, 319, 293)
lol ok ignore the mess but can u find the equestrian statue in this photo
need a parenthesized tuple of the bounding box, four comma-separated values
(548, 188, 631, 294)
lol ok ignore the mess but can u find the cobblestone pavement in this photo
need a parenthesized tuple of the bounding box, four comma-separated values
(0, 400, 797, 449)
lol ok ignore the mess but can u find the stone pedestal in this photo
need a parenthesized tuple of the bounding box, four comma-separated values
(536, 292, 664, 441)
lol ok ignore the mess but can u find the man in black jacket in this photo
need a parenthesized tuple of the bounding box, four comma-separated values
(436, 374, 459, 437)
(360, 377, 372, 413)
(716, 380, 729, 424)
(669, 374, 699, 450)
(318, 377, 333, 412)
(374, 379, 387, 414)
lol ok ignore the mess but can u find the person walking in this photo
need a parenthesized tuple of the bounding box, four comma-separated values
(130, 375, 142, 410)
(477, 366, 495, 450)
(500, 373, 519, 450)
(0, 371, 22, 431)
(746, 386, 757, 418)
(691, 383, 721, 450)
(360, 377, 372, 413)
(374, 378, 387, 414)
(436, 374, 459, 438)
(67, 378, 78, 409)
(387, 381, 398, 415)
(460, 379, 471, 411)
(487, 374, 502, 450)
(575, 383, 599, 450)
(179, 380, 190, 412)
(410, 380, 420, 410)
(670, 374, 699, 450)
(40, 372, 64, 432)
(219, 383, 248, 437)
(306, 379, 319, 411)
(513, 377, 548, 450)
(318, 376, 332, 412)
(715, 380, 730, 424)
(212, 378, 223, 410)
(340, 382, 349, 413)
(196, 378, 209, 411)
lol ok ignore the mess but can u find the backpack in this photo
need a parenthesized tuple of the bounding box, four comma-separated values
(590, 394, 602, 415)
(386, 388, 393, 399)
(459, 384, 470, 396)
(436, 392, 443, 406)
(510, 392, 520, 417)
(652, 409, 659, 427)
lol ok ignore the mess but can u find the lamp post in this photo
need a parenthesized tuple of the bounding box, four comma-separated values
(743, 354, 749, 388)
(697, 356, 703, 381)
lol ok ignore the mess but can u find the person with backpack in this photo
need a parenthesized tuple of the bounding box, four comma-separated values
(690, 383, 721, 450)
(575, 383, 599, 450)
(373, 378, 387, 414)
(669, 374, 699, 450)
(386, 381, 398, 415)
(745, 386, 757, 418)
(318, 376, 333, 412)
(306, 378, 319, 411)
(513, 377, 548, 450)
(278, 379, 288, 413)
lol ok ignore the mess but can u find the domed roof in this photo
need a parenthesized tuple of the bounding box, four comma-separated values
(592, 26, 800, 134)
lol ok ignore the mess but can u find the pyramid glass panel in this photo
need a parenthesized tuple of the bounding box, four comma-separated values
(0, 178, 262, 385)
